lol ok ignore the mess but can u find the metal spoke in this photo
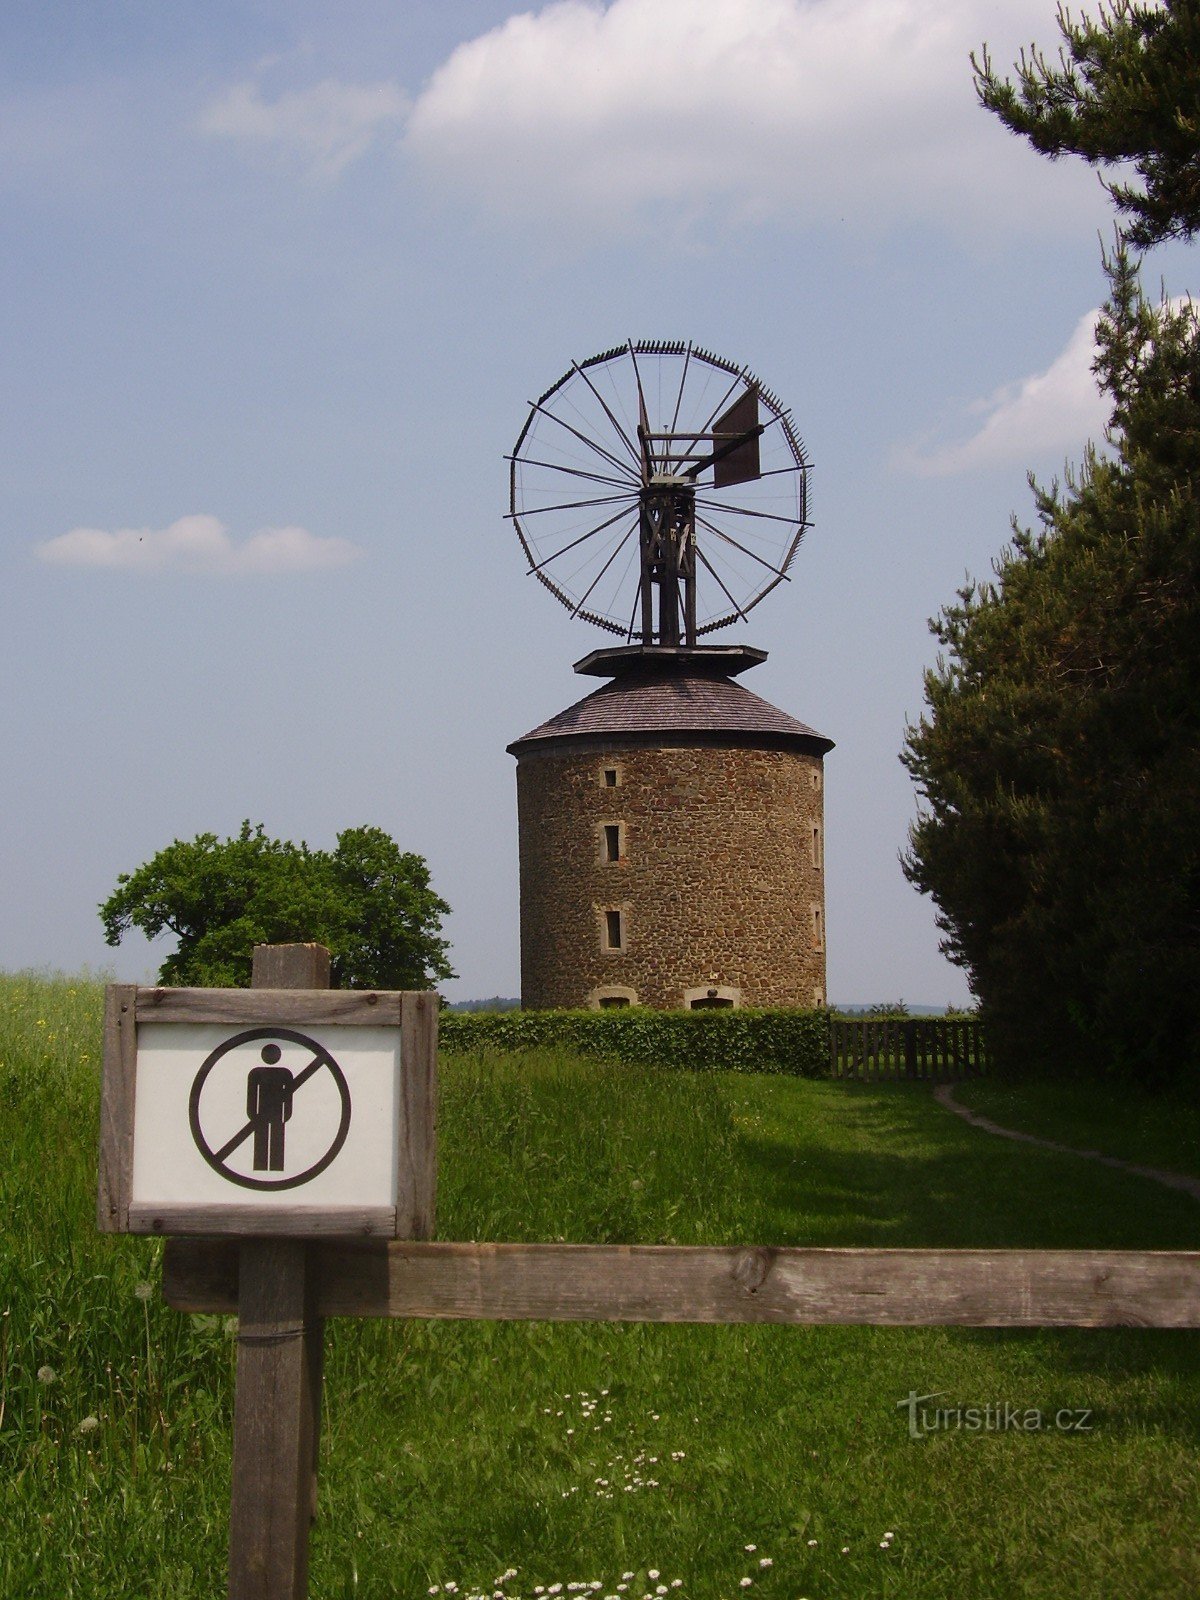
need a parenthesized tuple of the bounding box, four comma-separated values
(627, 341, 654, 480)
(696, 497, 809, 529)
(570, 522, 637, 617)
(571, 360, 643, 470)
(696, 513, 794, 579)
(525, 504, 634, 574)
(695, 544, 749, 623)
(666, 370, 743, 470)
(506, 492, 633, 520)
(529, 399, 642, 482)
(506, 455, 634, 490)
(625, 580, 642, 643)
(668, 342, 692, 436)
(750, 462, 808, 481)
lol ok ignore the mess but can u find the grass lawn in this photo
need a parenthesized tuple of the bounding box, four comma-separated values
(2, 973, 1198, 1599)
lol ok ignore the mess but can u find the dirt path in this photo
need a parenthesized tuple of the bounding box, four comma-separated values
(933, 1083, 1200, 1204)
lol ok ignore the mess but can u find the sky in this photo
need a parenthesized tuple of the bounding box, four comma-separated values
(3, 0, 1192, 1006)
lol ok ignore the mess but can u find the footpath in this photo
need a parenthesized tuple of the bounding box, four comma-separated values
(934, 1083, 1200, 1205)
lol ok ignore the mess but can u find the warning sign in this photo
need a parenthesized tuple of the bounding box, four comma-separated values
(129, 1020, 400, 1221)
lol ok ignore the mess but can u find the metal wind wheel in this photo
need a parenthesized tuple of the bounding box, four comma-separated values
(509, 341, 811, 645)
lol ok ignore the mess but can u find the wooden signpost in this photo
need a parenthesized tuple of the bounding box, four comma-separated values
(99, 944, 435, 1600)
(101, 945, 1200, 1600)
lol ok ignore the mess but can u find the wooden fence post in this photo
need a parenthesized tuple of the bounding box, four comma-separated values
(227, 944, 330, 1600)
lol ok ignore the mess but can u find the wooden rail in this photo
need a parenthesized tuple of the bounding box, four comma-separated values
(829, 1017, 986, 1081)
(164, 1240, 1200, 1329)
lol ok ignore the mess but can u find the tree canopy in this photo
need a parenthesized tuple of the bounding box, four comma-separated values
(903, 0, 1200, 1082)
(100, 821, 455, 991)
(903, 256, 1200, 1080)
(973, 0, 1200, 248)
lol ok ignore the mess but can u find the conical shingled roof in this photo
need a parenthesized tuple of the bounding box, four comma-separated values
(508, 669, 833, 756)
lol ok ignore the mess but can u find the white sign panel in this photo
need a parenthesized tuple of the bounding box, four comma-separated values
(131, 1022, 400, 1217)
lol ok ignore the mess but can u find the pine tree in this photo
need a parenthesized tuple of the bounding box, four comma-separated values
(973, 0, 1200, 248)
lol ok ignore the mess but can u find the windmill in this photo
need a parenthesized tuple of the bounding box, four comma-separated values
(506, 342, 832, 1012)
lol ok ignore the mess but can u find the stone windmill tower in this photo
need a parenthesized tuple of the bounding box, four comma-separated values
(507, 342, 833, 1011)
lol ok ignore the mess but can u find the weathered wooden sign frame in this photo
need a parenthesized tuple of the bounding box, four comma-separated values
(102, 945, 1200, 1600)
(98, 960, 437, 1240)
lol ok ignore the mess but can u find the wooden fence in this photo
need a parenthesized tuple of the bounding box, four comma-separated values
(829, 1016, 986, 1081)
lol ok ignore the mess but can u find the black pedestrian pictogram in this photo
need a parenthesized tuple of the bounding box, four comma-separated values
(189, 1027, 351, 1191)
(247, 1044, 294, 1171)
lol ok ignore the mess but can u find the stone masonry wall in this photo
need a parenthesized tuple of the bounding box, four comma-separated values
(515, 742, 827, 1010)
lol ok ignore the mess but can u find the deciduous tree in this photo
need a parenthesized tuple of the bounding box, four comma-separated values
(100, 821, 454, 990)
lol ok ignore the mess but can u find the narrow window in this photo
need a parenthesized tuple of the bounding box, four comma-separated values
(812, 825, 821, 869)
(812, 906, 824, 948)
(604, 823, 621, 863)
(598, 995, 630, 1009)
(605, 909, 623, 949)
(690, 994, 734, 1010)
(603, 767, 619, 787)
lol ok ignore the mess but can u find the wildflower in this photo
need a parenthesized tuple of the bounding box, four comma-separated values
(739, 1580, 753, 1589)
(758, 1559, 772, 1569)
(429, 1588, 439, 1595)
(648, 1572, 659, 1581)
(841, 1547, 849, 1555)
(884, 1532, 895, 1540)
(134, 1282, 153, 1301)
(36, 1366, 56, 1384)
(806, 1539, 817, 1547)
(78, 1416, 99, 1434)
(744, 1546, 756, 1554)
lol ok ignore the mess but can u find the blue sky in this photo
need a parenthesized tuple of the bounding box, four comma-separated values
(3, 0, 1191, 1004)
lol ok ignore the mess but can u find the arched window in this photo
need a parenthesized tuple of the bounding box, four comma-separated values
(682, 984, 741, 1010)
(588, 985, 638, 1010)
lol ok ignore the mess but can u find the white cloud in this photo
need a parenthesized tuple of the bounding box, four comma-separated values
(400, 0, 1099, 237)
(198, 78, 408, 177)
(899, 310, 1108, 476)
(35, 515, 362, 576)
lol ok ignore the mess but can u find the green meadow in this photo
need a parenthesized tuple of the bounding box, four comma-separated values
(2, 972, 1198, 1599)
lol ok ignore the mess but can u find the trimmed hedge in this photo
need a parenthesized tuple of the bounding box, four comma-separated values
(438, 1006, 828, 1076)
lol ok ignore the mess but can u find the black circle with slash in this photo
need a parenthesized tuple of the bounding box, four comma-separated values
(188, 1026, 352, 1191)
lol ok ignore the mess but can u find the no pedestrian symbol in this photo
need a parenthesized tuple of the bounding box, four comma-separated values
(188, 1027, 352, 1192)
